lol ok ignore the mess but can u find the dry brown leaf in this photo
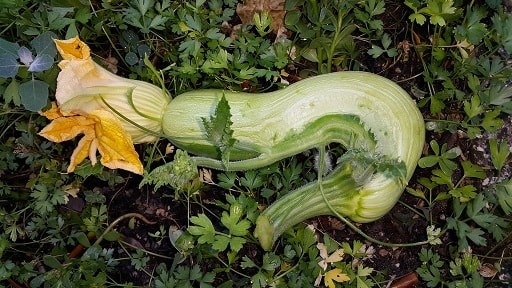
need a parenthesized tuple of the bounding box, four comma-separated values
(236, 0, 286, 34)
(479, 263, 498, 278)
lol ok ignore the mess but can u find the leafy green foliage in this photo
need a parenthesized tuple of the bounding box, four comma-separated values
(140, 149, 199, 193)
(2, 0, 512, 287)
(418, 139, 461, 175)
(367, 33, 398, 58)
(488, 178, 512, 215)
(154, 263, 215, 288)
(448, 194, 509, 249)
(489, 138, 510, 173)
(0, 31, 58, 111)
(187, 200, 250, 253)
(416, 248, 444, 287)
(406, 0, 457, 26)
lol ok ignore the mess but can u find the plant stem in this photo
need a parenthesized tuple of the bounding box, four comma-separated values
(93, 213, 156, 246)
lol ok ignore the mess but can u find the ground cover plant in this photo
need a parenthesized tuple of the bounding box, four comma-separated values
(1, 0, 512, 287)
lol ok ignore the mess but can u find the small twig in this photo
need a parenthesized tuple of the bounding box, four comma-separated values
(389, 272, 420, 288)
(7, 278, 26, 288)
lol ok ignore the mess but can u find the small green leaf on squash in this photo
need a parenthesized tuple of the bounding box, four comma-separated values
(202, 94, 237, 167)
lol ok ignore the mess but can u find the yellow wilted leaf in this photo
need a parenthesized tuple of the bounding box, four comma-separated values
(324, 268, 350, 288)
(317, 242, 345, 271)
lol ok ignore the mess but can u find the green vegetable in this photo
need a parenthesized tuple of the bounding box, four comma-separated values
(162, 71, 425, 250)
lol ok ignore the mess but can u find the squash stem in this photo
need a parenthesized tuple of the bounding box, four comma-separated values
(254, 162, 358, 250)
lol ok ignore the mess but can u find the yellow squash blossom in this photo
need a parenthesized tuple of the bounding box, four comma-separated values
(39, 37, 170, 174)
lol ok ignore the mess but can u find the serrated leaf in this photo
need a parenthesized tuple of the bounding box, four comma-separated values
(228, 236, 246, 252)
(406, 187, 427, 200)
(463, 95, 483, 119)
(481, 109, 503, 132)
(240, 256, 257, 268)
(28, 54, 54, 72)
(0, 55, 19, 78)
(149, 15, 168, 30)
(19, 79, 49, 112)
(75, 7, 92, 24)
(449, 185, 477, 202)
(466, 193, 486, 218)
(139, 150, 197, 191)
(489, 139, 510, 172)
(201, 95, 237, 167)
(325, 268, 350, 288)
(212, 234, 230, 251)
(466, 228, 487, 246)
(188, 214, 215, 244)
(261, 252, 281, 271)
(461, 161, 486, 179)
(494, 179, 512, 214)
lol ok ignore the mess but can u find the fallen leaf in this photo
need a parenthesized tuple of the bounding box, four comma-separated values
(324, 268, 350, 288)
(236, 0, 286, 34)
(479, 263, 498, 278)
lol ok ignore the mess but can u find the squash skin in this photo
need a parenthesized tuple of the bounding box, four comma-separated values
(161, 71, 425, 250)
(162, 71, 424, 179)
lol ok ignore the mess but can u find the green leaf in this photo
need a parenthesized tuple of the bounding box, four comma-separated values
(19, 79, 49, 112)
(463, 95, 483, 119)
(201, 95, 237, 167)
(0, 55, 19, 78)
(103, 230, 121, 241)
(419, 0, 456, 26)
(406, 187, 427, 200)
(0, 38, 19, 58)
(455, 7, 487, 44)
(43, 255, 62, 269)
(212, 234, 230, 251)
(188, 214, 216, 244)
(261, 252, 281, 271)
(221, 210, 250, 237)
(30, 31, 58, 58)
(465, 228, 486, 246)
(75, 232, 91, 247)
(367, 45, 385, 58)
(240, 170, 263, 190)
(240, 256, 257, 268)
(494, 179, 512, 214)
(449, 185, 477, 202)
(489, 139, 510, 172)
(227, 236, 246, 252)
(418, 155, 440, 168)
(431, 169, 453, 187)
(480, 109, 503, 132)
(3, 79, 20, 105)
(461, 161, 486, 179)
(466, 193, 485, 218)
(139, 150, 197, 192)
